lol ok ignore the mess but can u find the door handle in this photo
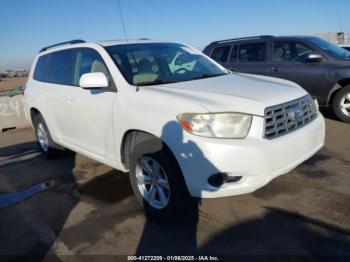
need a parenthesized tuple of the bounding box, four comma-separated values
(271, 66, 280, 73)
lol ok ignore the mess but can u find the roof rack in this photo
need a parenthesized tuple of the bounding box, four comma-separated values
(211, 35, 275, 45)
(39, 39, 86, 53)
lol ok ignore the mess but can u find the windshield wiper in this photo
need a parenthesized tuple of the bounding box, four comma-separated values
(136, 79, 177, 86)
(191, 73, 227, 81)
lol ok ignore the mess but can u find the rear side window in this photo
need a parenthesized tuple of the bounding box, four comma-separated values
(33, 55, 48, 81)
(46, 50, 75, 85)
(238, 43, 267, 62)
(211, 46, 231, 63)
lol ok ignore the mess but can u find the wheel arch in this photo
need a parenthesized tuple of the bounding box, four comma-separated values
(328, 79, 350, 106)
(30, 107, 41, 125)
(120, 129, 177, 170)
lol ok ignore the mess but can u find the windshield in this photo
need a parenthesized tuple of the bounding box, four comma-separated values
(306, 37, 350, 60)
(105, 43, 228, 86)
(342, 46, 350, 52)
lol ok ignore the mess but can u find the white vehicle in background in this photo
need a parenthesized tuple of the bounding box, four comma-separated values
(24, 39, 325, 220)
(5, 70, 16, 78)
(15, 69, 28, 77)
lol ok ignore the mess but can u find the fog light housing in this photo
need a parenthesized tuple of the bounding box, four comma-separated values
(208, 173, 242, 187)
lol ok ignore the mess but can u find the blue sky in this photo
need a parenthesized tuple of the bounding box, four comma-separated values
(1, 0, 349, 71)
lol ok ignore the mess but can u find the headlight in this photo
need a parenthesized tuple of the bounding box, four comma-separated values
(177, 113, 252, 139)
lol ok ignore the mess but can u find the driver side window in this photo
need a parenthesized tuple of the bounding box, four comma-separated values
(273, 41, 314, 62)
(73, 48, 111, 86)
(295, 43, 314, 61)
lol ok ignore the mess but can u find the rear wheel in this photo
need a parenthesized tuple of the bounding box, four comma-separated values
(129, 137, 193, 221)
(333, 85, 350, 123)
(33, 114, 63, 158)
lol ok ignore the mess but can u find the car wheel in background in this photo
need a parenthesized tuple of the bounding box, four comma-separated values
(129, 137, 194, 221)
(333, 85, 350, 123)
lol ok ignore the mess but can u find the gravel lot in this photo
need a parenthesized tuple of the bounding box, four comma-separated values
(0, 77, 27, 93)
(0, 109, 349, 260)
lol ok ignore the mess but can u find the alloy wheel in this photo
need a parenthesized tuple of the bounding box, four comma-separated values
(135, 156, 170, 209)
(340, 92, 350, 116)
(37, 123, 49, 152)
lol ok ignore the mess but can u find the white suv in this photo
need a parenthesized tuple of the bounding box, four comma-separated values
(24, 39, 325, 220)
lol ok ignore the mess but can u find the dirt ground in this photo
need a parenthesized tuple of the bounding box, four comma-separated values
(0, 109, 349, 260)
(0, 77, 27, 92)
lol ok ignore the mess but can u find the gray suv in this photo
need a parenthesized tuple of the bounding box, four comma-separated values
(204, 36, 350, 123)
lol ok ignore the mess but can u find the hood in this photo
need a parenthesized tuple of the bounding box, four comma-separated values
(149, 73, 308, 116)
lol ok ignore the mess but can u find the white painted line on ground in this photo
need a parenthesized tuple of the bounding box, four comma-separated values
(0, 95, 30, 130)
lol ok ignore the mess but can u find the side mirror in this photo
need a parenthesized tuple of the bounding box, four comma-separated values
(79, 72, 109, 89)
(306, 53, 322, 62)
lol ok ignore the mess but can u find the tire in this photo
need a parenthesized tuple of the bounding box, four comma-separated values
(33, 114, 63, 158)
(332, 85, 350, 123)
(129, 137, 194, 221)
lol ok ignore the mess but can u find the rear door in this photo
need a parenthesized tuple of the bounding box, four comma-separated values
(269, 40, 329, 102)
(29, 54, 49, 114)
(61, 48, 117, 159)
(41, 50, 75, 139)
(230, 41, 271, 76)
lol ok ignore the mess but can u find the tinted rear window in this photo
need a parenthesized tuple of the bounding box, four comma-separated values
(45, 50, 75, 85)
(33, 55, 48, 81)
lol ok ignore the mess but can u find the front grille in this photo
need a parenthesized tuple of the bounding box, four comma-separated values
(264, 95, 317, 139)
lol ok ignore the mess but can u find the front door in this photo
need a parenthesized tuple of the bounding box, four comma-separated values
(269, 40, 329, 103)
(62, 48, 117, 159)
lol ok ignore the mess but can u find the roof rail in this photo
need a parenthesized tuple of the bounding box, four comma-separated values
(211, 35, 275, 45)
(39, 39, 86, 53)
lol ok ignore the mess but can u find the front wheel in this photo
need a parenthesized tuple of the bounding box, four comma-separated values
(129, 137, 194, 221)
(333, 85, 350, 123)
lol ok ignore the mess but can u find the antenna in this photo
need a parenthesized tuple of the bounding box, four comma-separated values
(337, 12, 344, 32)
(117, 0, 128, 43)
(116, 0, 139, 91)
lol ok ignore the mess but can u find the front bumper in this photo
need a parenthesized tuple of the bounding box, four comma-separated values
(171, 114, 325, 198)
